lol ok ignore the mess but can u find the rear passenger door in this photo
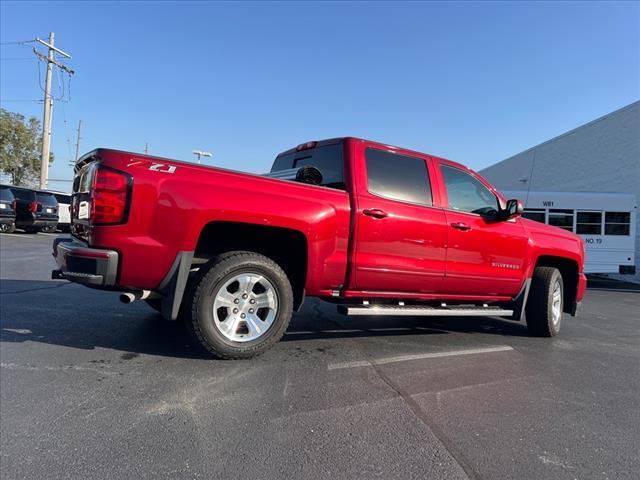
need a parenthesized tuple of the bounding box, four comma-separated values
(353, 148, 447, 293)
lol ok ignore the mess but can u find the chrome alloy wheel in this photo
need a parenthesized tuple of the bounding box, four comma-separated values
(551, 279, 562, 327)
(212, 273, 278, 343)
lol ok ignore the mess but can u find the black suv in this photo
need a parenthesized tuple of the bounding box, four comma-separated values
(0, 185, 17, 233)
(9, 186, 59, 233)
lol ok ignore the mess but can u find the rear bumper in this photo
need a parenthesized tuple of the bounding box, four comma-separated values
(51, 237, 118, 287)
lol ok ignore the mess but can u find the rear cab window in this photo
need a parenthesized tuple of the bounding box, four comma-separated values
(271, 140, 345, 190)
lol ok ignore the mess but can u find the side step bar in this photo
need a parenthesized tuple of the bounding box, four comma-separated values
(338, 305, 514, 317)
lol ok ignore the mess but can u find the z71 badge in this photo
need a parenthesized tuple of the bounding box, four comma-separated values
(126, 159, 177, 174)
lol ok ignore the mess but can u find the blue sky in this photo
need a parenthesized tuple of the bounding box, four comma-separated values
(1, 1, 638, 191)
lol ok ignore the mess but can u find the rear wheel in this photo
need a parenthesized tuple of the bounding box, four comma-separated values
(0, 223, 15, 234)
(39, 225, 56, 233)
(525, 266, 563, 337)
(23, 227, 39, 234)
(188, 251, 293, 359)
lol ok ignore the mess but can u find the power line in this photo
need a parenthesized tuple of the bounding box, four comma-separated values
(0, 39, 36, 46)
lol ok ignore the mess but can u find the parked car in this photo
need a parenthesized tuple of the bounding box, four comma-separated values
(0, 185, 17, 233)
(50, 191, 71, 232)
(10, 186, 59, 233)
(53, 138, 586, 359)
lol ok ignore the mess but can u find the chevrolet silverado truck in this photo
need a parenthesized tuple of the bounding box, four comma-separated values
(52, 137, 587, 359)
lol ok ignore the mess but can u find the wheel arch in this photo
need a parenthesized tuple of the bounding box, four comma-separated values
(534, 255, 579, 314)
(193, 221, 308, 310)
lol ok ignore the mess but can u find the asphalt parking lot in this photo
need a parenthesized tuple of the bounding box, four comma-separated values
(1, 232, 639, 480)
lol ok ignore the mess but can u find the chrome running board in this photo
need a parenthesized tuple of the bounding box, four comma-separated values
(338, 305, 513, 317)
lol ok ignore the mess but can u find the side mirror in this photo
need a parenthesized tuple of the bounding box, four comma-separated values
(504, 199, 524, 219)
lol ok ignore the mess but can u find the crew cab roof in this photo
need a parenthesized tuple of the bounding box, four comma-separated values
(276, 136, 471, 172)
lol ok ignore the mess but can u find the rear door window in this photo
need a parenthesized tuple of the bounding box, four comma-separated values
(365, 148, 432, 205)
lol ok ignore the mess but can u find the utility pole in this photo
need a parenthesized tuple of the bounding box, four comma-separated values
(33, 33, 74, 189)
(144, 143, 149, 155)
(74, 120, 82, 162)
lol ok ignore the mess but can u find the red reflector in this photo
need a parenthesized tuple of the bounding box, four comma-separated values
(30, 201, 38, 213)
(12, 199, 17, 210)
(90, 166, 131, 225)
(295, 141, 317, 151)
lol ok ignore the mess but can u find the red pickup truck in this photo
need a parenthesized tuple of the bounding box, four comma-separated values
(53, 137, 586, 359)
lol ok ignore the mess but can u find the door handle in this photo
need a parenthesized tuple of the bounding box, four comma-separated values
(363, 208, 388, 219)
(451, 222, 471, 231)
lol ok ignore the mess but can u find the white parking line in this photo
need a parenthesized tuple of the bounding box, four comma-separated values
(0, 233, 35, 239)
(327, 345, 514, 370)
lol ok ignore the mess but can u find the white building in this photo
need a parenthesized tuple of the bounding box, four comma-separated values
(480, 101, 640, 282)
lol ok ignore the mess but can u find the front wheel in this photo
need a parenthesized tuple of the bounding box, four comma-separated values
(525, 266, 563, 337)
(188, 251, 294, 359)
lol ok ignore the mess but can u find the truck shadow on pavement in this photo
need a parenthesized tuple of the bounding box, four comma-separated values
(1, 279, 530, 360)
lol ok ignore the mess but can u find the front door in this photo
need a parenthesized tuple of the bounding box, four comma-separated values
(439, 164, 528, 296)
(354, 148, 447, 293)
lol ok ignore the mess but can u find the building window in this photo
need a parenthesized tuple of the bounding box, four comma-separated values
(576, 211, 602, 235)
(548, 209, 574, 232)
(605, 212, 631, 235)
(523, 209, 545, 223)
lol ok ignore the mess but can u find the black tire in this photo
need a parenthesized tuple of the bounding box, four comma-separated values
(188, 251, 293, 359)
(0, 223, 15, 234)
(23, 227, 39, 234)
(525, 266, 563, 337)
(39, 225, 56, 233)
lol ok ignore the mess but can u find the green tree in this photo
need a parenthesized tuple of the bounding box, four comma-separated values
(0, 108, 54, 187)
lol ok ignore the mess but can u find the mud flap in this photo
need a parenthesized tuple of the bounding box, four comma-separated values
(157, 251, 194, 321)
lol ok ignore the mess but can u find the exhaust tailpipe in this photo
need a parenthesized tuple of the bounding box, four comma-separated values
(119, 290, 158, 304)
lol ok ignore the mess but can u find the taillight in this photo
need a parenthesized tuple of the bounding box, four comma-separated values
(30, 201, 38, 213)
(11, 199, 16, 210)
(90, 165, 132, 225)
